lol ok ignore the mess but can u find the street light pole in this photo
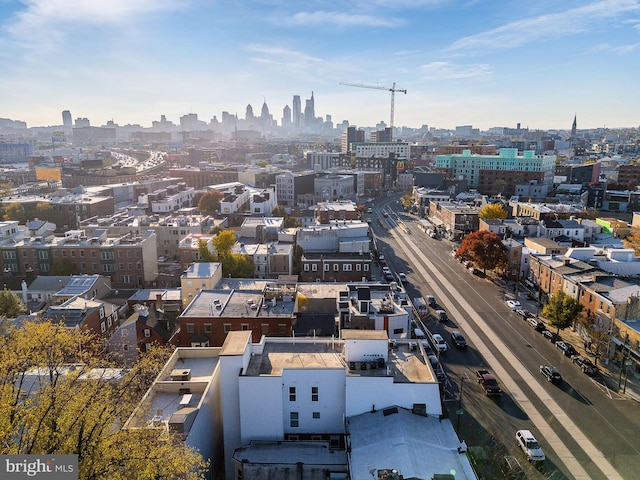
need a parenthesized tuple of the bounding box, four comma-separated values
(456, 376, 465, 437)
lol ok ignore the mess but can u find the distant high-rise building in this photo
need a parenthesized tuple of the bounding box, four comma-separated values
(62, 110, 72, 128)
(246, 104, 254, 120)
(282, 105, 292, 127)
(292, 95, 301, 128)
(304, 92, 315, 127)
(341, 126, 365, 153)
(74, 117, 90, 128)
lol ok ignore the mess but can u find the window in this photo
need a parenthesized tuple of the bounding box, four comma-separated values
(204, 323, 212, 333)
(261, 324, 269, 334)
(311, 264, 317, 272)
(187, 323, 194, 333)
(290, 412, 299, 427)
(356, 264, 361, 271)
(279, 324, 287, 334)
(304, 264, 309, 272)
(289, 387, 296, 402)
(343, 264, 352, 271)
(312, 412, 320, 419)
(101, 322, 106, 333)
(224, 324, 231, 333)
(333, 264, 339, 271)
(241, 324, 249, 331)
(311, 386, 318, 401)
(324, 264, 329, 271)
(38, 251, 48, 260)
(144, 329, 151, 337)
(363, 264, 369, 271)
(107, 317, 112, 327)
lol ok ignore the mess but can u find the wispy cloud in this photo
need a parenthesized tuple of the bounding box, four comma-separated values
(420, 61, 492, 79)
(245, 45, 324, 64)
(6, 0, 186, 50)
(286, 10, 402, 28)
(447, 0, 640, 54)
(591, 42, 640, 53)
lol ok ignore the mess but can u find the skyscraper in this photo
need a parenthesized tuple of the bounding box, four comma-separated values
(282, 105, 292, 127)
(62, 110, 72, 128)
(304, 92, 315, 127)
(292, 95, 301, 128)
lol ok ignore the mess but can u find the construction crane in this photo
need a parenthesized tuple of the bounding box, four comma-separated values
(340, 82, 407, 139)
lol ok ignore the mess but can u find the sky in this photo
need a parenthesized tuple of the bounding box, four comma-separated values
(1, 0, 639, 131)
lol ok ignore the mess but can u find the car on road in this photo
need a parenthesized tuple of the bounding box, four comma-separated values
(506, 299, 522, 310)
(542, 330, 560, 343)
(516, 429, 545, 462)
(427, 295, 436, 307)
(432, 334, 448, 352)
(384, 272, 395, 282)
(555, 341, 577, 357)
(382, 212, 389, 217)
(539, 365, 562, 383)
(572, 355, 598, 375)
(435, 309, 448, 322)
(476, 369, 502, 395)
(428, 354, 446, 381)
(367, 207, 373, 213)
(515, 309, 532, 319)
(450, 331, 468, 349)
(398, 272, 407, 283)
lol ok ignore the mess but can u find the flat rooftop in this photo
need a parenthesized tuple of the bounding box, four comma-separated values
(245, 339, 436, 383)
(233, 441, 348, 466)
(181, 289, 295, 319)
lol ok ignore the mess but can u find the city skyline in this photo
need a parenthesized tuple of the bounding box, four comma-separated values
(1, 1, 640, 130)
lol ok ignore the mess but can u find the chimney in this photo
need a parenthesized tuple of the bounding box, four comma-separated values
(155, 293, 163, 311)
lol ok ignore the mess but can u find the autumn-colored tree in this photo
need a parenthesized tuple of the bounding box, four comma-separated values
(0, 289, 28, 318)
(478, 203, 507, 220)
(211, 230, 236, 258)
(197, 239, 216, 263)
(542, 290, 583, 335)
(197, 190, 224, 212)
(3, 202, 27, 223)
(576, 310, 615, 367)
(0, 320, 208, 479)
(222, 253, 255, 278)
(623, 229, 640, 256)
(455, 230, 507, 274)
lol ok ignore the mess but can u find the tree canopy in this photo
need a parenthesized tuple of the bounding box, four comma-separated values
(478, 203, 507, 220)
(197, 239, 216, 263)
(211, 230, 236, 258)
(542, 290, 583, 334)
(0, 289, 28, 318)
(3, 202, 27, 223)
(455, 230, 507, 274)
(623, 229, 640, 256)
(197, 190, 224, 213)
(0, 320, 207, 479)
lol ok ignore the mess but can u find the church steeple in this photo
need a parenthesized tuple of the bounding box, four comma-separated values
(571, 114, 577, 139)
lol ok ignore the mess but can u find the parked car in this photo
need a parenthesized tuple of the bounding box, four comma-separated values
(515, 309, 532, 319)
(516, 429, 545, 462)
(476, 369, 501, 396)
(527, 317, 546, 331)
(555, 341, 577, 357)
(539, 365, 562, 383)
(450, 331, 468, 349)
(427, 295, 436, 307)
(436, 309, 448, 322)
(506, 299, 522, 310)
(428, 354, 446, 381)
(432, 334, 448, 352)
(542, 330, 560, 343)
(398, 272, 407, 283)
(572, 356, 598, 375)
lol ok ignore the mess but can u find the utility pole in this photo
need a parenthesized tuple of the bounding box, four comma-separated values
(456, 376, 465, 436)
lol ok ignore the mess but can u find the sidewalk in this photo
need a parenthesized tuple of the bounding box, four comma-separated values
(514, 289, 640, 404)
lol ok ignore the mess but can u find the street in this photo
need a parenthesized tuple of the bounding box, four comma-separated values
(368, 195, 640, 480)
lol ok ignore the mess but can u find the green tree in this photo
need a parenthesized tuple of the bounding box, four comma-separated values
(3, 202, 27, 223)
(542, 290, 583, 335)
(0, 320, 207, 479)
(211, 230, 236, 259)
(455, 230, 507, 274)
(478, 203, 507, 220)
(197, 239, 216, 263)
(197, 190, 224, 213)
(222, 253, 254, 278)
(0, 289, 28, 318)
(623, 229, 640, 256)
(50, 258, 78, 276)
(272, 205, 286, 217)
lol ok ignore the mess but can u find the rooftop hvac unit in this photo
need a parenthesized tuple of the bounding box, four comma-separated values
(170, 369, 191, 381)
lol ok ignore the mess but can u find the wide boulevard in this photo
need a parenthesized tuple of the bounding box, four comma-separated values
(368, 195, 640, 480)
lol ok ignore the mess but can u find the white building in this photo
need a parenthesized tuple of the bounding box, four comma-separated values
(296, 221, 370, 254)
(352, 142, 410, 160)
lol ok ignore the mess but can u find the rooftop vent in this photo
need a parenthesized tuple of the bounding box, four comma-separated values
(170, 369, 191, 381)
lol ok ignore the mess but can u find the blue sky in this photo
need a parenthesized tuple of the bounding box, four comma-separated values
(1, 0, 639, 130)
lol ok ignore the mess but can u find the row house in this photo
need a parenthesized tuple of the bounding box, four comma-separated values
(428, 201, 480, 240)
(177, 280, 297, 347)
(178, 233, 217, 270)
(144, 183, 195, 214)
(314, 201, 359, 224)
(41, 295, 120, 341)
(296, 221, 370, 254)
(169, 166, 239, 190)
(1, 229, 157, 288)
(528, 254, 595, 302)
(538, 219, 586, 245)
(299, 253, 372, 283)
(233, 243, 294, 279)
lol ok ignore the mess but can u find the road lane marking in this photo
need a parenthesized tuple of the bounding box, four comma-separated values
(390, 224, 623, 480)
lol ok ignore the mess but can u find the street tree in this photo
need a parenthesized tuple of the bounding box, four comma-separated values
(197, 190, 223, 213)
(455, 230, 507, 274)
(0, 320, 208, 479)
(623, 229, 640, 256)
(576, 310, 615, 367)
(0, 289, 28, 318)
(50, 258, 79, 276)
(542, 290, 583, 335)
(478, 203, 507, 220)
